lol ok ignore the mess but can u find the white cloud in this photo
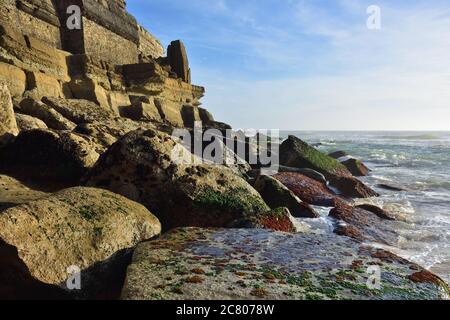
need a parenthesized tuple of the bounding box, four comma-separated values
(195, 1, 450, 130)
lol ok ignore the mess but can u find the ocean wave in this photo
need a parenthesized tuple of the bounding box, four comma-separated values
(381, 134, 439, 141)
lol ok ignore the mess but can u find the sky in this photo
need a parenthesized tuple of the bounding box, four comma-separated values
(127, 0, 450, 131)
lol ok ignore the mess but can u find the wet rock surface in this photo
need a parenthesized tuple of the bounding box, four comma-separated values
(254, 175, 319, 218)
(274, 172, 340, 207)
(280, 136, 378, 198)
(121, 228, 449, 300)
(341, 158, 370, 177)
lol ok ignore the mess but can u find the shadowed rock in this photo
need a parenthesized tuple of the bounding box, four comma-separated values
(84, 129, 293, 232)
(0, 83, 19, 145)
(254, 175, 319, 218)
(342, 158, 370, 177)
(167, 40, 190, 83)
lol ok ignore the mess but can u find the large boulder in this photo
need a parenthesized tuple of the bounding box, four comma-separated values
(274, 172, 340, 207)
(254, 175, 318, 218)
(0, 187, 161, 299)
(331, 176, 379, 198)
(0, 82, 19, 145)
(0, 129, 101, 186)
(329, 202, 397, 244)
(280, 136, 377, 198)
(41, 97, 116, 124)
(280, 136, 351, 179)
(84, 129, 293, 232)
(342, 158, 370, 177)
(18, 98, 76, 131)
(15, 113, 48, 131)
(74, 118, 161, 152)
(121, 228, 450, 300)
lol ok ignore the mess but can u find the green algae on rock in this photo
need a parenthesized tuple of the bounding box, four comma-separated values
(85, 129, 293, 231)
(279, 136, 378, 198)
(121, 228, 449, 301)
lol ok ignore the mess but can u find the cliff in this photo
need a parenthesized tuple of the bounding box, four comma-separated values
(0, 0, 218, 134)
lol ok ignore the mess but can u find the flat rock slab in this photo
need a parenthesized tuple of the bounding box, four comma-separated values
(0, 174, 48, 211)
(122, 228, 449, 300)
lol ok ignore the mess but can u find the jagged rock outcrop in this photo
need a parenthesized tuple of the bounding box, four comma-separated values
(167, 40, 191, 83)
(18, 98, 76, 130)
(0, 187, 161, 299)
(84, 129, 295, 232)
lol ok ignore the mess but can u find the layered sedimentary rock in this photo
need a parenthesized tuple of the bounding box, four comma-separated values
(0, 0, 213, 131)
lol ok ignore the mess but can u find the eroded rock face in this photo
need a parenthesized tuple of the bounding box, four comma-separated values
(84, 129, 293, 231)
(0, 187, 161, 299)
(121, 228, 450, 300)
(41, 97, 116, 124)
(15, 113, 48, 131)
(0, 83, 19, 145)
(254, 175, 318, 218)
(18, 98, 76, 131)
(0, 129, 101, 185)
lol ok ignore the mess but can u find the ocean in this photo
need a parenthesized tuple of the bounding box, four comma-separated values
(281, 131, 450, 284)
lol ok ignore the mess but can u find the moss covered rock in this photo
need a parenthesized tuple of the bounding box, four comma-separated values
(84, 129, 284, 231)
(121, 228, 449, 300)
(280, 136, 351, 179)
(280, 136, 378, 198)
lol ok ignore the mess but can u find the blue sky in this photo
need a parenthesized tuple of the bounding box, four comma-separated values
(128, 0, 450, 130)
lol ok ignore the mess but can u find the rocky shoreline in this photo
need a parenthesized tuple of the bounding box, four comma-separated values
(0, 1, 448, 300)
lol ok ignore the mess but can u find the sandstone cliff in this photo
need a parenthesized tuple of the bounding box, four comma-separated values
(0, 0, 216, 134)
